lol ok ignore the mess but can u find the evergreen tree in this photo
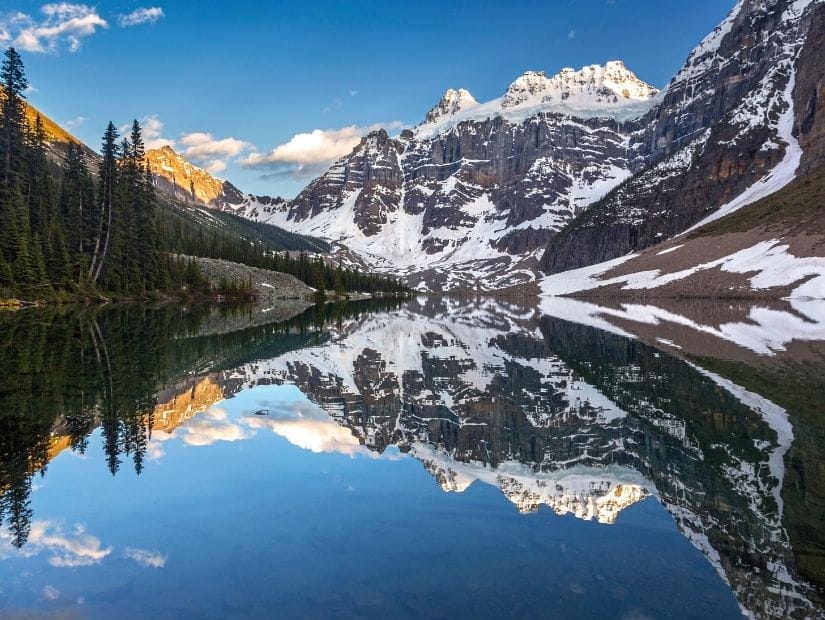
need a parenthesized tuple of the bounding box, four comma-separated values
(0, 47, 27, 190)
(90, 122, 119, 284)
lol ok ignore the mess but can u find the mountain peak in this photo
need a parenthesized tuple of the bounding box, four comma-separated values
(146, 145, 228, 206)
(502, 61, 658, 109)
(423, 87, 478, 124)
(415, 61, 658, 138)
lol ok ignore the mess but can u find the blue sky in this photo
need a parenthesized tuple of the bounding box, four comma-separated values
(3, 1, 733, 197)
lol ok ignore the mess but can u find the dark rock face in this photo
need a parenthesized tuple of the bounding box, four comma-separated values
(634, 0, 800, 161)
(793, 2, 825, 176)
(272, 114, 634, 289)
(287, 129, 404, 235)
(540, 121, 784, 272)
(540, 0, 818, 273)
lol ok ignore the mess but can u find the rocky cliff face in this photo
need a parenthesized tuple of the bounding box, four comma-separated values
(793, 1, 825, 176)
(540, 0, 819, 272)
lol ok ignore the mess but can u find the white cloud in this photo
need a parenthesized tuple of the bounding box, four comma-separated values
(1, 520, 113, 568)
(118, 115, 175, 150)
(201, 159, 227, 174)
(64, 115, 86, 130)
(142, 115, 175, 149)
(42, 585, 61, 601)
(115, 119, 247, 173)
(146, 429, 173, 461)
(241, 122, 403, 179)
(568, 29, 576, 39)
(181, 132, 249, 159)
(179, 132, 250, 175)
(243, 401, 401, 459)
(124, 547, 167, 568)
(118, 7, 164, 27)
(180, 406, 254, 447)
(6, 4, 108, 54)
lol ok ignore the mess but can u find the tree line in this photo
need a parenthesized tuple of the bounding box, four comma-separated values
(161, 207, 409, 295)
(0, 47, 408, 301)
(0, 47, 202, 299)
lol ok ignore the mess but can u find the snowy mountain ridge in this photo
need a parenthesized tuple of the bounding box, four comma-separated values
(417, 60, 658, 138)
(423, 88, 478, 124)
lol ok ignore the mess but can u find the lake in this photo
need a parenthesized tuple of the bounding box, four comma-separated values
(0, 297, 823, 619)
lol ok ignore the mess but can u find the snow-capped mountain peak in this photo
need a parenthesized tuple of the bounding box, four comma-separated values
(423, 88, 478, 123)
(502, 61, 659, 110)
(416, 60, 658, 138)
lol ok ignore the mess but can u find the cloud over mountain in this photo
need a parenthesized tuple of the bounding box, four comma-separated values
(242, 122, 404, 179)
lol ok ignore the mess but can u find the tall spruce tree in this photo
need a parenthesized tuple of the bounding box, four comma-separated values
(0, 47, 27, 190)
(90, 122, 119, 283)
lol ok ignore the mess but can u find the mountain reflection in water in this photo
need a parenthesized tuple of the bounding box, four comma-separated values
(0, 297, 823, 619)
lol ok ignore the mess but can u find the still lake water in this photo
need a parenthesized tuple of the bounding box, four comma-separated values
(0, 297, 823, 619)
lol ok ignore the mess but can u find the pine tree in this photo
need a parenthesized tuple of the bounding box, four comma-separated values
(90, 122, 119, 283)
(0, 192, 18, 264)
(60, 141, 95, 284)
(0, 255, 12, 289)
(0, 47, 27, 190)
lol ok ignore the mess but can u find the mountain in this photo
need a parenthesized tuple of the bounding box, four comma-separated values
(145, 145, 289, 218)
(242, 61, 657, 290)
(237, 0, 824, 295)
(539, 0, 823, 275)
(146, 145, 240, 207)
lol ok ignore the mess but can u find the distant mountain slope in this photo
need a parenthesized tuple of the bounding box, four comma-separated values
(17, 96, 98, 165)
(157, 194, 330, 254)
(9, 99, 330, 257)
(144, 146, 280, 213)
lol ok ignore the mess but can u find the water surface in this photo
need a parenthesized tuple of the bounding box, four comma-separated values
(0, 298, 823, 619)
